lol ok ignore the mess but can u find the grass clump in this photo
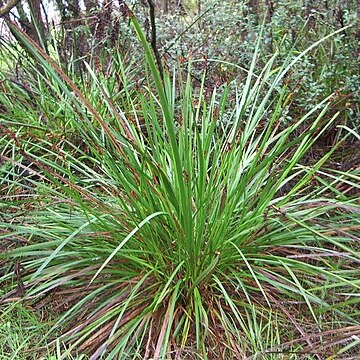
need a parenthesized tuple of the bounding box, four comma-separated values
(0, 302, 60, 359)
(0, 13, 359, 359)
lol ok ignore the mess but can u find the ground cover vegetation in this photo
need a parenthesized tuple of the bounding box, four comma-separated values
(0, 0, 359, 359)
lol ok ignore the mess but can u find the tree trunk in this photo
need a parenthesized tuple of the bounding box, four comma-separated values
(28, 0, 47, 50)
(265, 0, 274, 53)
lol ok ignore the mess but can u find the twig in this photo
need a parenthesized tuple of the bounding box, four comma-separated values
(147, 0, 163, 79)
(0, 0, 21, 17)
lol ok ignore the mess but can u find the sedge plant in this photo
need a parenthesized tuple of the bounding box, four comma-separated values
(0, 13, 359, 359)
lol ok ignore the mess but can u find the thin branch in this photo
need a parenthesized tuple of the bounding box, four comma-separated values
(0, 0, 21, 17)
(147, 0, 163, 78)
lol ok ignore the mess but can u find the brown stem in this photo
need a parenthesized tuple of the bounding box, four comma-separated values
(0, 0, 21, 17)
(147, 0, 164, 79)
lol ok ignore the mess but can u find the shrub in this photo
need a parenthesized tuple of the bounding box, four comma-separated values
(1, 13, 359, 359)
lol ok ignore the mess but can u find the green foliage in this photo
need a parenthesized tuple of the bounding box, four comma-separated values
(155, 0, 360, 127)
(0, 303, 56, 359)
(0, 5, 359, 360)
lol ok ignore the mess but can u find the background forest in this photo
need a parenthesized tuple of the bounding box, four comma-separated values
(0, 0, 359, 359)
